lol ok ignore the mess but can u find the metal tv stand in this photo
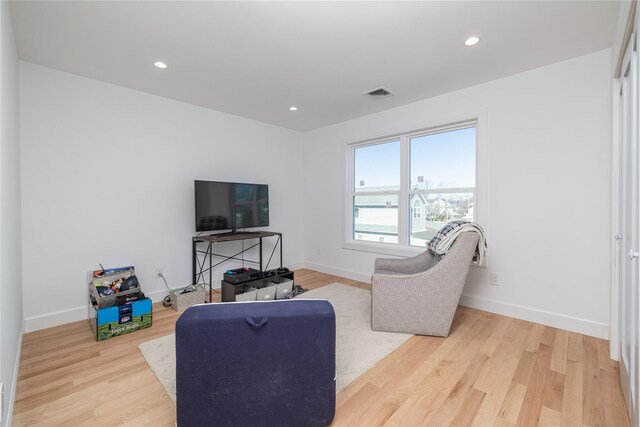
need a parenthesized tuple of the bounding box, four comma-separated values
(192, 231, 283, 302)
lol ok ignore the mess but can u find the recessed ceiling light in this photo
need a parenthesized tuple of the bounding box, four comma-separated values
(289, 106, 298, 111)
(154, 61, 168, 69)
(464, 36, 480, 46)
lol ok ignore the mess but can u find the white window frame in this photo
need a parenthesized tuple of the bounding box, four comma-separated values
(343, 116, 487, 259)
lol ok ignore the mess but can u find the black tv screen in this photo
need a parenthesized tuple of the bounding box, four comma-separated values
(195, 180, 269, 232)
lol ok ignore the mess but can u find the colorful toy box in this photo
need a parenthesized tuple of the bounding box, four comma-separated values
(88, 298, 152, 342)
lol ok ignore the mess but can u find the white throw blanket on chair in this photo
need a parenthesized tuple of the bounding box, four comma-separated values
(428, 221, 487, 266)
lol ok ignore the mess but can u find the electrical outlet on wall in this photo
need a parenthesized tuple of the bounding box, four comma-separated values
(490, 272, 500, 286)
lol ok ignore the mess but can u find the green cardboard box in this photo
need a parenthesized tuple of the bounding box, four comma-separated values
(88, 298, 152, 341)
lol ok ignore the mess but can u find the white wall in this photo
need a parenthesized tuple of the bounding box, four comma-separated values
(0, 1, 24, 425)
(18, 47, 613, 341)
(19, 62, 305, 331)
(303, 49, 612, 339)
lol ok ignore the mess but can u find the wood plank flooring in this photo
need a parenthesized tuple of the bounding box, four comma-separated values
(12, 269, 629, 426)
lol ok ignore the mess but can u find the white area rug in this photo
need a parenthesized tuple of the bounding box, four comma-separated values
(138, 283, 412, 404)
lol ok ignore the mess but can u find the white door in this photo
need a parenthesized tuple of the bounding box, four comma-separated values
(619, 33, 639, 427)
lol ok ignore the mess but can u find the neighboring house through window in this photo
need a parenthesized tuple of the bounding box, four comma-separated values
(412, 198, 422, 219)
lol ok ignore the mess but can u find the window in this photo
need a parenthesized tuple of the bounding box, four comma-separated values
(409, 126, 476, 245)
(348, 121, 477, 251)
(352, 140, 400, 244)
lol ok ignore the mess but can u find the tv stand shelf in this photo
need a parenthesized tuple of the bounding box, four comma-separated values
(222, 271, 295, 302)
(197, 231, 279, 242)
(192, 231, 283, 302)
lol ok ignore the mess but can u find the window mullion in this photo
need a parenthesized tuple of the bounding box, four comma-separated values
(352, 191, 399, 196)
(398, 135, 409, 246)
(410, 187, 475, 195)
(347, 145, 359, 243)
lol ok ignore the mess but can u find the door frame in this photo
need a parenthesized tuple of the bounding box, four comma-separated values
(618, 36, 639, 425)
(612, 0, 638, 362)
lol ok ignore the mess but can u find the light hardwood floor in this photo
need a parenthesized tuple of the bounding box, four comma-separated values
(13, 269, 629, 426)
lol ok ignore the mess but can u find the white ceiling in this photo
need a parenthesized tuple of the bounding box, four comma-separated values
(10, 1, 619, 132)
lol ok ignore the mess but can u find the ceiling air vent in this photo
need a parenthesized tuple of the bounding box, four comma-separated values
(364, 87, 394, 97)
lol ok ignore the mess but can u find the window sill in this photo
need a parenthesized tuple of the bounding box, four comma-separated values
(342, 239, 488, 268)
(342, 240, 425, 258)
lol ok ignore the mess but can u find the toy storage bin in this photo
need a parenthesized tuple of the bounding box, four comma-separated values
(89, 268, 140, 308)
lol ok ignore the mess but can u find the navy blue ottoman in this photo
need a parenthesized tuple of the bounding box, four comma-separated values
(176, 300, 336, 427)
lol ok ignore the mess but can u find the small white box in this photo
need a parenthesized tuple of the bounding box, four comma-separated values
(236, 288, 257, 302)
(169, 286, 206, 311)
(275, 280, 294, 299)
(256, 287, 275, 301)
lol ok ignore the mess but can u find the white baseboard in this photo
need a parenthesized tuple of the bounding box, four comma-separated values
(24, 306, 87, 333)
(22, 268, 313, 333)
(285, 262, 305, 272)
(459, 294, 609, 340)
(24, 289, 172, 333)
(5, 320, 24, 427)
(301, 263, 608, 340)
(23, 263, 607, 340)
(301, 262, 372, 284)
(144, 288, 171, 303)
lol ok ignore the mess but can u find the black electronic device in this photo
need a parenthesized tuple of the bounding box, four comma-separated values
(194, 180, 269, 233)
(223, 267, 264, 284)
(221, 268, 295, 302)
(116, 291, 146, 306)
(265, 267, 291, 277)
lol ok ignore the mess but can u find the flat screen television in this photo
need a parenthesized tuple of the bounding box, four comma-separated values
(194, 180, 269, 232)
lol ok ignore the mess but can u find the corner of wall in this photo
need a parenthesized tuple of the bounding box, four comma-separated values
(5, 320, 24, 427)
(1, 1, 25, 425)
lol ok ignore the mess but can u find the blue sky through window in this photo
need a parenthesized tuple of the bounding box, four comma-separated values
(353, 127, 475, 191)
(354, 140, 400, 190)
(410, 127, 475, 189)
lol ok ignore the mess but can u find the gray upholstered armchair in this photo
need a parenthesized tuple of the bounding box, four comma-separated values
(371, 232, 480, 337)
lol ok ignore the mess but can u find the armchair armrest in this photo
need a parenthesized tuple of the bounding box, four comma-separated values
(374, 257, 407, 273)
(373, 250, 434, 275)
